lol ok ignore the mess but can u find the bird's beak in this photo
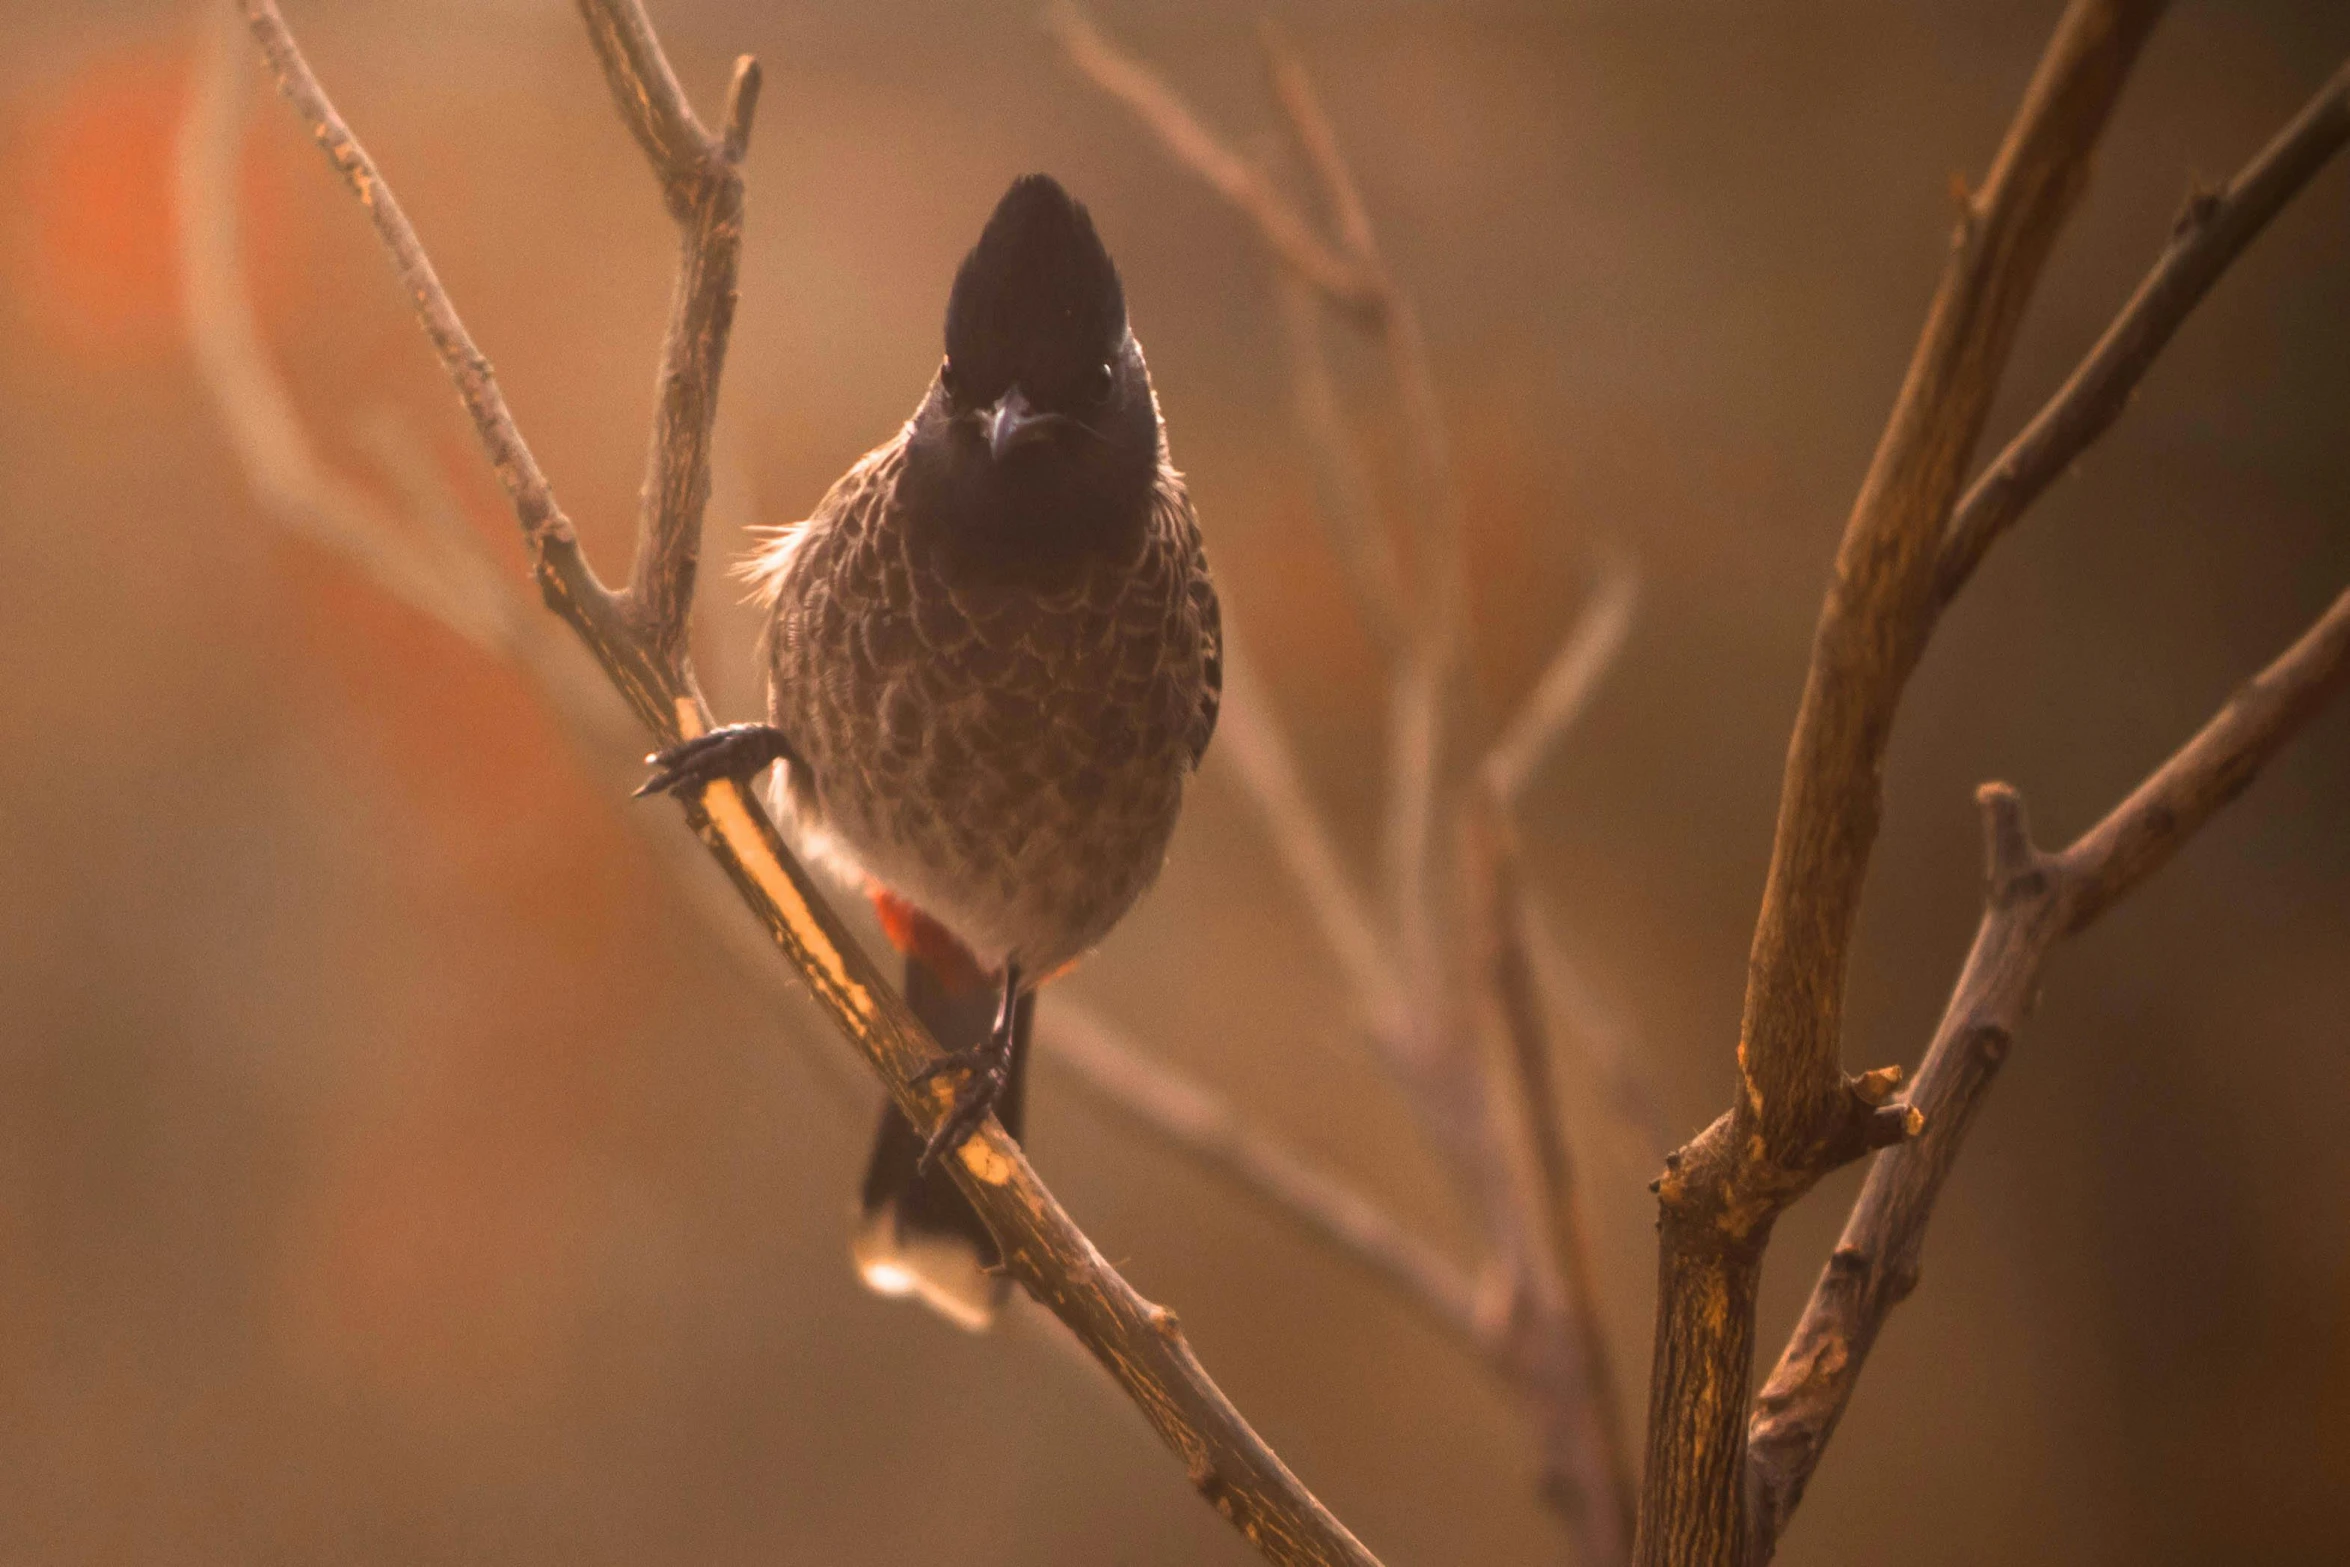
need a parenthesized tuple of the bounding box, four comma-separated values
(984, 386, 1054, 462)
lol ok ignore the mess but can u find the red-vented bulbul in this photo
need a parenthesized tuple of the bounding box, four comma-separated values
(639, 174, 1220, 1329)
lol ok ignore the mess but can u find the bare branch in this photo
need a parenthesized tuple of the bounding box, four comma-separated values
(184, 4, 868, 1115)
(1041, 999, 1482, 1347)
(1640, 6, 2165, 1563)
(1485, 562, 1639, 806)
(238, 3, 580, 565)
(1732, 0, 2163, 1162)
(235, 5, 1384, 1562)
(1748, 579, 2350, 1559)
(573, 0, 724, 187)
(2060, 587, 2350, 926)
(1937, 59, 2350, 606)
(575, 0, 764, 664)
(1274, 273, 1411, 659)
(1460, 797, 1635, 1556)
(1256, 20, 1376, 263)
(1215, 632, 1406, 1033)
(1517, 887, 1669, 1170)
(1046, 2, 1384, 317)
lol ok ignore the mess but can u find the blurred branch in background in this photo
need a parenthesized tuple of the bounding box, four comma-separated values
(1054, 6, 1647, 1558)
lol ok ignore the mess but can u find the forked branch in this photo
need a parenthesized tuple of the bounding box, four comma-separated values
(236, 3, 1382, 1562)
(1748, 579, 2350, 1559)
(1937, 59, 2350, 606)
(1734, 35, 2350, 1556)
(1054, 10, 1640, 1559)
(1640, 5, 2166, 1563)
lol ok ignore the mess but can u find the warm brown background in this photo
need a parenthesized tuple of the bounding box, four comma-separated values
(3, 2, 2346, 1563)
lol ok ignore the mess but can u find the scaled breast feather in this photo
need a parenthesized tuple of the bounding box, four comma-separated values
(735, 429, 911, 611)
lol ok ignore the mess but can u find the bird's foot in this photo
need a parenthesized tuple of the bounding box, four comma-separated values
(633, 723, 798, 799)
(911, 974, 1021, 1172)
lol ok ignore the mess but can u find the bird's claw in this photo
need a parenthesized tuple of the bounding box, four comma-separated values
(913, 1024, 1017, 1172)
(633, 723, 797, 799)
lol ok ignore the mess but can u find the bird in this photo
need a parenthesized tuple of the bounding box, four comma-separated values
(636, 173, 1221, 1330)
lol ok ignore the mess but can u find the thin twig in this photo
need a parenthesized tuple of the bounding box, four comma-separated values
(1747, 579, 2350, 1561)
(1485, 563, 1639, 807)
(1058, 15, 1636, 1557)
(1516, 886, 1668, 1171)
(1460, 796, 1635, 1553)
(182, 2, 869, 1114)
(1045, 2, 1384, 317)
(1042, 999, 1482, 1346)
(1244, 25, 1471, 1173)
(1640, 6, 2166, 1563)
(1274, 273, 1411, 659)
(236, 5, 1385, 1562)
(576, 0, 763, 662)
(1937, 58, 2350, 607)
(1215, 631, 1407, 1034)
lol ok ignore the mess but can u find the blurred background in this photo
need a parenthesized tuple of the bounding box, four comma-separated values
(4, 1, 2347, 1562)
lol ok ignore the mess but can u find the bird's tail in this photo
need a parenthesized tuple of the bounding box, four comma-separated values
(851, 950, 1030, 1331)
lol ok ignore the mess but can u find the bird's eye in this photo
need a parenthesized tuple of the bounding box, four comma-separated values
(1087, 360, 1114, 404)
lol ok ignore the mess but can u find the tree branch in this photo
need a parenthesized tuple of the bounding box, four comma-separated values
(1747, 578, 2350, 1560)
(1273, 273, 1411, 660)
(1937, 58, 2350, 607)
(1734, 0, 2163, 1163)
(237, 4, 1384, 1562)
(1041, 999, 1483, 1348)
(1215, 631, 1408, 1034)
(576, 0, 762, 662)
(1516, 885, 1669, 1171)
(1044, 2, 1384, 318)
(1639, 6, 2165, 1564)
(1485, 563, 1639, 808)
(1055, 14, 1641, 1556)
(1460, 794, 1635, 1555)
(183, 2, 872, 1116)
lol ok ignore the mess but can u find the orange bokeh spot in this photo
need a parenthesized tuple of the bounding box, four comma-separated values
(10, 49, 184, 353)
(8, 42, 298, 359)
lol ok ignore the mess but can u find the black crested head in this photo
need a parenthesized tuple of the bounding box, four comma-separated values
(905, 174, 1161, 587)
(943, 174, 1128, 415)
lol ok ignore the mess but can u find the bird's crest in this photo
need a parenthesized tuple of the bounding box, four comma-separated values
(944, 174, 1127, 409)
